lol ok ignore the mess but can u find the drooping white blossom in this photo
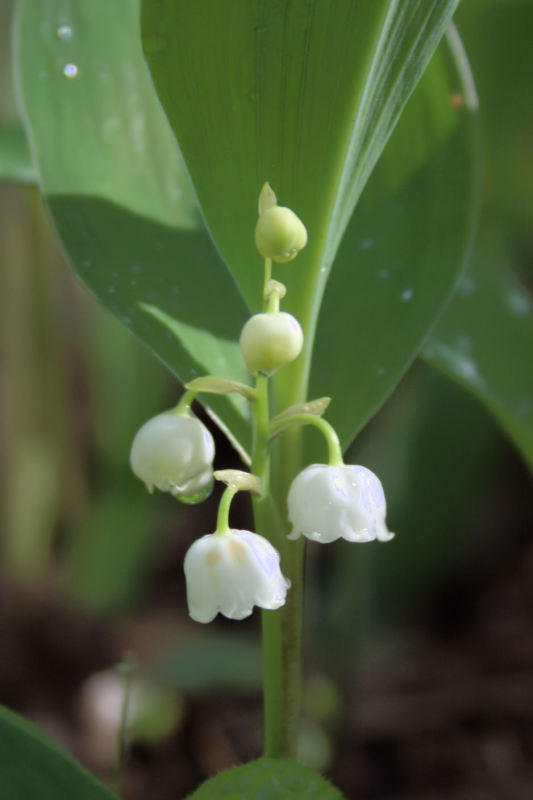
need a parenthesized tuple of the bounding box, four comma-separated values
(130, 412, 214, 503)
(287, 464, 394, 544)
(184, 530, 290, 623)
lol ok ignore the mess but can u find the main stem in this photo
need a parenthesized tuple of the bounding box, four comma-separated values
(251, 375, 284, 757)
(251, 255, 305, 759)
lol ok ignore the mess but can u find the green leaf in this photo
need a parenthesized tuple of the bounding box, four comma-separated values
(15, 0, 251, 457)
(0, 704, 117, 800)
(309, 28, 480, 449)
(0, 122, 36, 183)
(186, 758, 345, 800)
(142, 0, 461, 423)
(423, 234, 533, 471)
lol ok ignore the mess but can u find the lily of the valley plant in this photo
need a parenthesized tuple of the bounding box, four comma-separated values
(130, 183, 394, 756)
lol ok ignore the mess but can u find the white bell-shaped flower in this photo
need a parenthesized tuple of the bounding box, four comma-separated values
(130, 412, 214, 503)
(184, 530, 290, 623)
(287, 464, 394, 543)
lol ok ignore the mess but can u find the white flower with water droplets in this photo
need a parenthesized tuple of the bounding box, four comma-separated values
(287, 464, 394, 544)
(184, 530, 290, 623)
(130, 412, 214, 503)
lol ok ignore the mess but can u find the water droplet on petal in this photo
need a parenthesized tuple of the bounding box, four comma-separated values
(401, 288, 413, 303)
(63, 63, 78, 78)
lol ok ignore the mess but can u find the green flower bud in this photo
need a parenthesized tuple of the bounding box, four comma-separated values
(239, 311, 304, 376)
(255, 205, 308, 263)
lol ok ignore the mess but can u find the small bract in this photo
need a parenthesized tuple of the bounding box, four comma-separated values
(130, 412, 214, 503)
(239, 311, 303, 376)
(184, 530, 290, 623)
(287, 464, 394, 544)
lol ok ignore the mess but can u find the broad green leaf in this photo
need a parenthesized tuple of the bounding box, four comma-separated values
(0, 704, 117, 800)
(15, 0, 252, 459)
(424, 235, 533, 471)
(142, 0, 461, 419)
(308, 28, 479, 449)
(0, 122, 36, 183)
(186, 758, 344, 800)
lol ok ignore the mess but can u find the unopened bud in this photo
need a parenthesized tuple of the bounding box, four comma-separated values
(255, 205, 307, 263)
(239, 312, 304, 376)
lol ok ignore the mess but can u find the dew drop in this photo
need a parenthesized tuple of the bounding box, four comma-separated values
(56, 25, 72, 39)
(517, 401, 531, 420)
(174, 482, 213, 505)
(401, 288, 414, 303)
(506, 291, 531, 318)
(458, 275, 476, 296)
(108, 286, 116, 294)
(82, 259, 91, 268)
(143, 34, 167, 55)
(129, 279, 138, 288)
(38, 71, 49, 81)
(376, 367, 385, 376)
(378, 269, 389, 279)
(131, 262, 142, 274)
(63, 63, 78, 79)
(360, 237, 374, 251)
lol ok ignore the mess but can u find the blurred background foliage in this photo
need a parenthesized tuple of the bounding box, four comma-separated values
(1, 0, 532, 798)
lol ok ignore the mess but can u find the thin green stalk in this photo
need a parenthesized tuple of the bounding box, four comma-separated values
(251, 374, 285, 757)
(262, 257, 272, 309)
(269, 413, 343, 466)
(215, 484, 239, 534)
(114, 656, 136, 795)
(174, 388, 197, 415)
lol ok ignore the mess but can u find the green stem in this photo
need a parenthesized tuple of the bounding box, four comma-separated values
(215, 484, 239, 534)
(262, 258, 272, 310)
(251, 374, 285, 757)
(269, 413, 344, 466)
(174, 388, 197, 415)
(114, 656, 136, 795)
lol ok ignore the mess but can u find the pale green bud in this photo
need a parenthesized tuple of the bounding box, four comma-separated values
(255, 205, 308, 263)
(239, 311, 304, 376)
